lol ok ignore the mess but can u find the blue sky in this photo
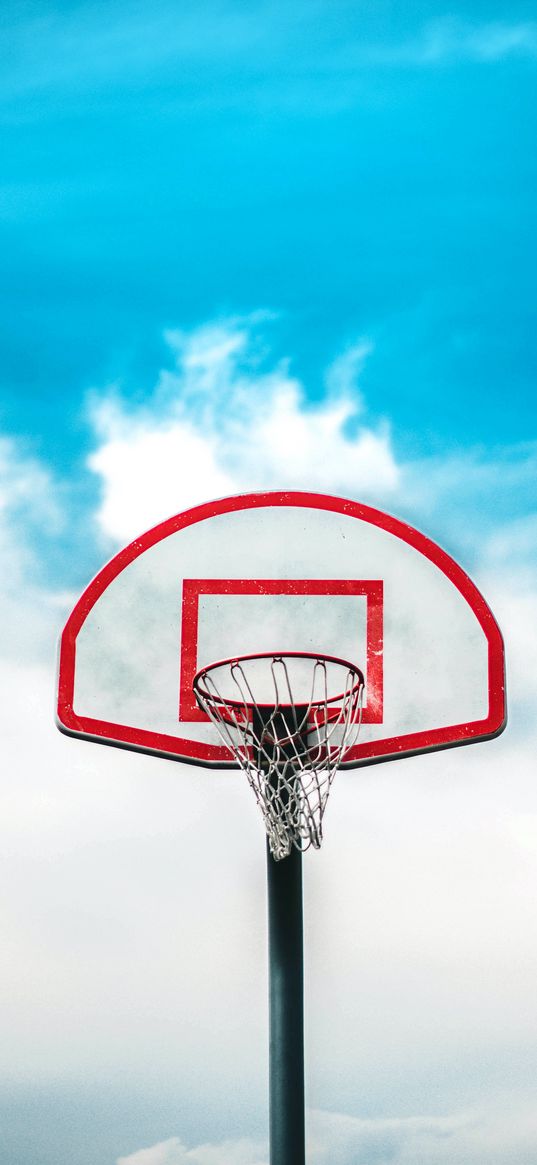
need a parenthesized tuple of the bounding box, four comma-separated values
(2, 0, 536, 475)
(1, 3, 536, 1164)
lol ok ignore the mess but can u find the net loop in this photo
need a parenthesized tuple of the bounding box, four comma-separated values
(193, 652, 365, 860)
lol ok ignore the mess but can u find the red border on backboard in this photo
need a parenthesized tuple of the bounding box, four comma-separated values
(179, 578, 384, 723)
(56, 491, 507, 768)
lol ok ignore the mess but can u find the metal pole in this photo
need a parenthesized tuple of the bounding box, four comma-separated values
(266, 841, 305, 1165)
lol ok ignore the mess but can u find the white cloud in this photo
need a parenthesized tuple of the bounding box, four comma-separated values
(89, 409, 236, 544)
(310, 1104, 537, 1163)
(403, 442, 537, 524)
(0, 433, 61, 560)
(465, 21, 537, 62)
(483, 511, 537, 578)
(362, 19, 537, 66)
(87, 320, 537, 564)
(324, 338, 371, 400)
(397, 444, 537, 644)
(119, 1100, 537, 1165)
(117, 1134, 267, 1165)
(0, 434, 67, 660)
(425, 19, 537, 64)
(88, 317, 398, 544)
(4, 6, 535, 118)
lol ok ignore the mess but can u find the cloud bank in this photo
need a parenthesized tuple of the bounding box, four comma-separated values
(87, 318, 398, 544)
(86, 317, 537, 568)
(118, 1100, 537, 1165)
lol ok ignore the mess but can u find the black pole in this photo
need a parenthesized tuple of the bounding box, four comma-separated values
(266, 841, 305, 1165)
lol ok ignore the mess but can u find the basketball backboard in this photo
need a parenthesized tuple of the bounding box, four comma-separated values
(56, 491, 506, 768)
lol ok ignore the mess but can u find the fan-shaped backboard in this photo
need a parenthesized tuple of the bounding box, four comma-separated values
(57, 491, 506, 767)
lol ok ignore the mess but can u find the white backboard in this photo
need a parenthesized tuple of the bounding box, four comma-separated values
(57, 491, 506, 767)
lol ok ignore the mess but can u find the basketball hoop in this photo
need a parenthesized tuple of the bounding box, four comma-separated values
(193, 651, 365, 860)
(58, 490, 507, 1165)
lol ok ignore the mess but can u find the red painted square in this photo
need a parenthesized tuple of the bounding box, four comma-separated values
(179, 579, 383, 723)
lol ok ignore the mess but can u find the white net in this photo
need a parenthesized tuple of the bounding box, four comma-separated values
(194, 653, 364, 860)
